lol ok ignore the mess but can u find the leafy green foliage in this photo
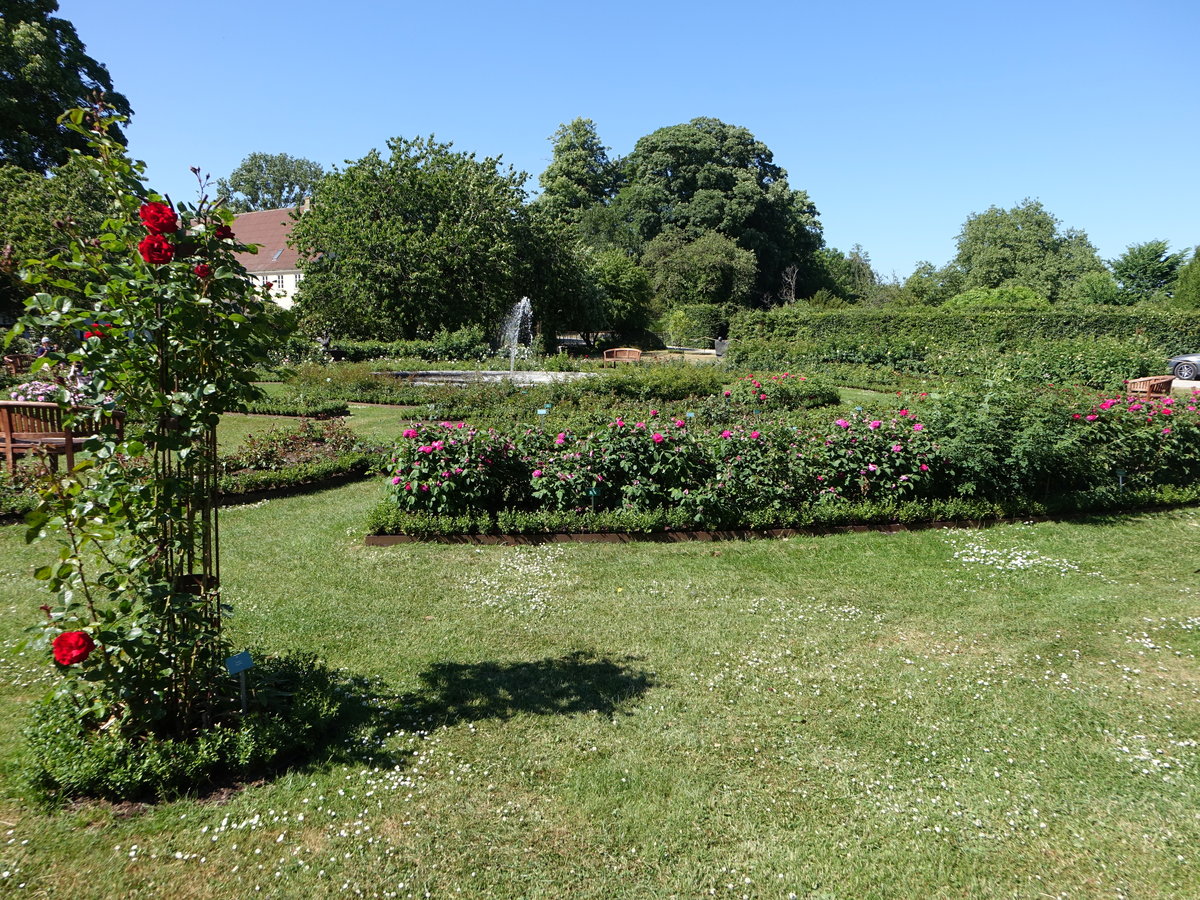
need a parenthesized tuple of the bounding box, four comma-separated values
(216, 151, 325, 213)
(373, 384, 1200, 535)
(584, 248, 652, 336)
(6, 107, 295, 792)
(644, 230, 757, 308)
(610, 117, 824, 303)
(25, 652, 374, 802)
(327, 326, 489, 363)
(730, 306, 1200, 364)
(952, 199, 1105, 303)
(942, 284, 1049, 310)
(534, 118, 619, 226)
(239, 397, 349, 418)
(1109, 240, 1188, 304)
(725, 372, 839, 410)
(222, 417, 363, 472)
(0, 153, 111, 318)
(289, 136, 529, 340)
(1174, 248, 1200, 308)
(0, 1, 132, 171)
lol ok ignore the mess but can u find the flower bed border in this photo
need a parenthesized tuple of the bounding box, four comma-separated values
(363, 521, 975, 546)
(361, 512, 1129, 546)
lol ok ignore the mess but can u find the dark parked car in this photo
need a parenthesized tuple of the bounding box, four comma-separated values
(1168, 353, 1200, 381)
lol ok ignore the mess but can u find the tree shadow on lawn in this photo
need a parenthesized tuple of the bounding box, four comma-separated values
(319, 650, 659, 763)
(393, 650, 659, 729)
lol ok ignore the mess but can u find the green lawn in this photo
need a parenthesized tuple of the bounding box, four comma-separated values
(0, 473, 1198, 897)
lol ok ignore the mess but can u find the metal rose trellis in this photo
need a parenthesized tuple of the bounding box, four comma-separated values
(6, 106, 291, 742)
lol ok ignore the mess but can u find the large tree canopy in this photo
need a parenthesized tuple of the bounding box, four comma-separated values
(288, 136, 530, 340)
(0, 1, 132, 171)
(1173, 248, 1200, 308)
(534, 118, 618, 226)
(1109, 240, 1188, 304)
(952, 199, 1104, 303)
(611, 117, 823, 303)
(0, 153, 111, 319)
(217, 151, 325, 212)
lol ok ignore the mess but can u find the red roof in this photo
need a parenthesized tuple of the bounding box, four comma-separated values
(229, 207, 303, 274)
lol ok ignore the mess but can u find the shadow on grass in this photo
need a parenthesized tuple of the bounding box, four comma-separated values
(274, 650, 658, 777)
(393, 650, 658, 729)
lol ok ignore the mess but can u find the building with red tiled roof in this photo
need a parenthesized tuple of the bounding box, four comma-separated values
(229, 207, 305, 308)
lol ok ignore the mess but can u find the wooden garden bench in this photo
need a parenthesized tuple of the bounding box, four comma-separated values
(602, 347, 642, 364)
(0, 401, 122, 471)
(1125, 375, 1175, 398)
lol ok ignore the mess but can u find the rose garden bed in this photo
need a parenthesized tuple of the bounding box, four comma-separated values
(366, 385, 1200, 540)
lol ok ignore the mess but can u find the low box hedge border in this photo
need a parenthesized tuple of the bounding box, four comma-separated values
(220, 452, 377, 502)
(238, 398, 350, 418)
(364, 483, 1200, 544)
(2, 452, 380, 524)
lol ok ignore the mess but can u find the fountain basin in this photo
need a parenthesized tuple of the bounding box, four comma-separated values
(374, 370, 596, 387)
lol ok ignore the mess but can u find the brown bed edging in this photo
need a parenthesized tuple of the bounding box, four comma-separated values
(363, 516, 1059, 546)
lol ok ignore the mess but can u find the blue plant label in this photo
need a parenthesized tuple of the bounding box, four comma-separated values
(225, 650, 254, 675)
(537, 408, 548, 416)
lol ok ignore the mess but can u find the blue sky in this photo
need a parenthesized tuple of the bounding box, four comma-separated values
(55, 0, 1199, 280)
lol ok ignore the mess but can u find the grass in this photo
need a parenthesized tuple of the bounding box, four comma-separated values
(0, 470, 1198, 897)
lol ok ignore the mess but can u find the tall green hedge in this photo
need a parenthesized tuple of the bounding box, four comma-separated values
(729, 308, 1200, 356)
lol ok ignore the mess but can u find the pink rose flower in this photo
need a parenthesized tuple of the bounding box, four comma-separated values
(652, 433, 664, 443)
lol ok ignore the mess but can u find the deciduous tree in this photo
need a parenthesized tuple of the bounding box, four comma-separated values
(0, 1, 132, 171)
(952, 199, 1104, 303)
(611, 117, 823, 301)
(0, 153, 110, 318)
(1173, 248, 1200, 308)
(1109, 240, 1187, 304)
(216, 152, 325, 212)
(288, 137, 528, 340)
(534, 118, 619, 226)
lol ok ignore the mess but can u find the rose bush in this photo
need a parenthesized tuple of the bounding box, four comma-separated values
(8, 105, 293, 796)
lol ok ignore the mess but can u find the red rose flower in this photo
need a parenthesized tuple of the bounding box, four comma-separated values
(214, 224, 234, 241)
(263, 281, 274, 291)
(193, 263, 212, 278)
(138, 233, 175, 265)
(52, 630, 95, 666)
(138, 202, 178, 235)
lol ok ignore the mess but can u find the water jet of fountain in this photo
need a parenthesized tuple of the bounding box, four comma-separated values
(500, 297, 533, 374)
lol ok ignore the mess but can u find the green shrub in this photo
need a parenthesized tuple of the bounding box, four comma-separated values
(220, 452, 375, 497)
(241, 397, 350, 418)
(725, 372, 840, 409)
(729, 307, 1200, 355)
(25, 652, 376, 802)
(663, 303, 726, 348)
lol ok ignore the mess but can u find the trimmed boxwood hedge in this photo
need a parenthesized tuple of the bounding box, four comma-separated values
(240, 398, 350, 418)
(729, 307, 1200, 354)
(220, 451, 376, 499)
(366, 484, 1200, 539)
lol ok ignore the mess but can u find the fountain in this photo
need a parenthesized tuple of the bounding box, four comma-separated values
(375, 296, 593, 386)
(499, 297, 533, 373)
